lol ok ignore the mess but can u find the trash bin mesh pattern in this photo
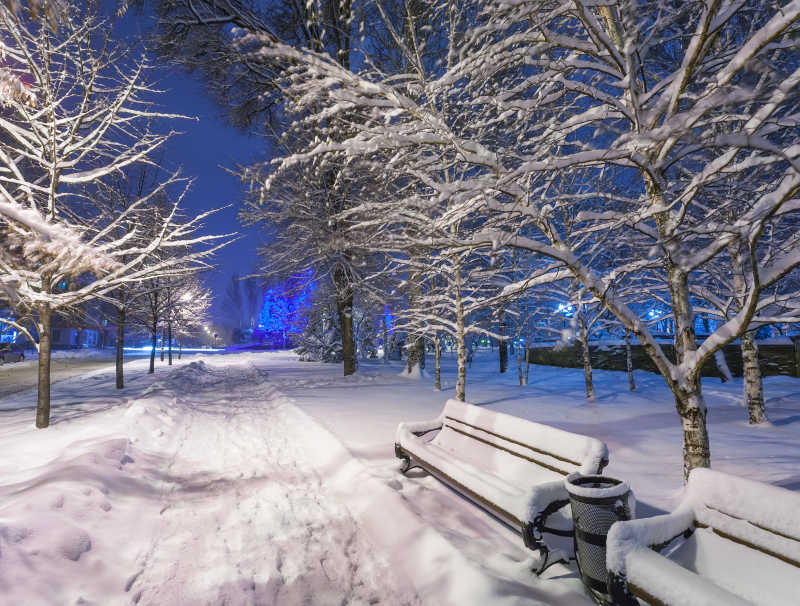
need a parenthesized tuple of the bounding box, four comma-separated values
(566, 475, 633, 605)
(571, 497, 627, 585)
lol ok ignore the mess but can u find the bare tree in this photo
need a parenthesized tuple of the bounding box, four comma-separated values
(240, 0, 800, 479)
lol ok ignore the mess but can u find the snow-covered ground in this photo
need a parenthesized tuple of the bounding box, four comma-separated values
(0, 349, 224, 399)
(0, 351, 122, 399)
(0, 350, 798, 605)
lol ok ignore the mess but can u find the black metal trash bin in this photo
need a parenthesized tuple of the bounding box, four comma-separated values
(565, 473, 635, 606)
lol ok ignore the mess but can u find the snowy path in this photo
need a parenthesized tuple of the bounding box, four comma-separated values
(0, 356, 419, 605)
(128, 361, 415, 606)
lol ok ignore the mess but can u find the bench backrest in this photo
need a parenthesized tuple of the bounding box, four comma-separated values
(430, 399, 608, 486)
(684, 468, 800, 605)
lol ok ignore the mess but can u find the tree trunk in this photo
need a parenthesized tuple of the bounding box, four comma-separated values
(178, 335, 183, 360)
(625, 329, 635, 391)
(116, 307, 125, 389)
(168, 321, 173, 366)
(741, 331, 766, 424)
(455, 285, 467, 402)
(332, 265, 356, 376)
(406, 335, 424, 375)
(382, 313, 388, 364)
(498, 311, 508, 374)
(675, 379, 711, 481)
(160, 325, 165, 362)
(434, 336, 441, 391)
(337, 295, 356, 376)
(516, 330, 525, 386)
(525, 320, 532, 385)
(149, 324, 157, 374)
(794, 336, 800, 378)
(35, 305, 52, 428)
(579, 316, 595, 400)
(726, 238, 764, 422)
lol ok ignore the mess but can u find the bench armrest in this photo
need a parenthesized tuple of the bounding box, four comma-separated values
(395, 416, 444, 446)
(526, 479, 569, 521)
(607, 506, 694, 578)
(523, 480, 572, 546)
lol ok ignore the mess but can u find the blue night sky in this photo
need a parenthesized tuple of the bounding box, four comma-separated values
(115, 10, 268, 322)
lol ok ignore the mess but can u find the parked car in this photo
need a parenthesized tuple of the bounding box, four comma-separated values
(0, 343, 25, 364)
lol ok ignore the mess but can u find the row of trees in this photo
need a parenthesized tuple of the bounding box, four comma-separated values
(157, 0, 800, 479)
(0, 2, 226, 427)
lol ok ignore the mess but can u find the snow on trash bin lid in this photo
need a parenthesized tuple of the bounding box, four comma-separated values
(565, 473, 631, 500)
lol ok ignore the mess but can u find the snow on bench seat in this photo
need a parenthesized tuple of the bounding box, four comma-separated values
(607, 468, 800, 606)
(394, 399, 609, 556)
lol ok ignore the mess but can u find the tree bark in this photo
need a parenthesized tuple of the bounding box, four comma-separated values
(498, 310, 508, 374)
(338, 297, 356, 376)
(406, 335, 424, 375)
(675, 379, 711, 481)
(794, 336, 800, 378)
(382, 313, 388, 364)
(168, 321, 173, 366)
(434, 335, 441, 391)
(741, 331, 767, 423)
(178, 335, 183, 360)
(625, 329, 635, 391)
(525, 321, 532, 385)
(116, 307, 125, 389)
(160, 325, 165, 362)
(35, 305, 52, 428)
(579, 315, 595, 400)
(646, 174, 712, 479)
(149, 323, 157, 374)
(455, 279, 467, 401)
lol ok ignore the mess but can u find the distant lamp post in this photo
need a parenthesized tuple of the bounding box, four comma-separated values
(213, 333, 219, 348)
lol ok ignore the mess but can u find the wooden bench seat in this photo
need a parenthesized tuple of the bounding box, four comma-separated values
(394, 399, 609, 565)
(607, 468, 800, 606)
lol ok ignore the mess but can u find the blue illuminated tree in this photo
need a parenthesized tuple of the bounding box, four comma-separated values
(257, 271, 316, 349)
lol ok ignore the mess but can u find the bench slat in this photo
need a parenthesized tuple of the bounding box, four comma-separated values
(443, 422, 572, 476)
(444, 415, 582, 467)
(704, 504, 800, 545)
(628, 581, 670, 606)
(396, 443, 524, 528)
(694, 521, 800, 570)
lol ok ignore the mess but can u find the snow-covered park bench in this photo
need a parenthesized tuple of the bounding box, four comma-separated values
(394, 399, 609, 567)
(607, 468, 800, 606)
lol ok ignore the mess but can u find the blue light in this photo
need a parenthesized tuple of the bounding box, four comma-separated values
(384, 305, 394, 334)
(256, 270, 316, 348)
(556, 303, 574, 316)
(0, 317, 18, 343)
